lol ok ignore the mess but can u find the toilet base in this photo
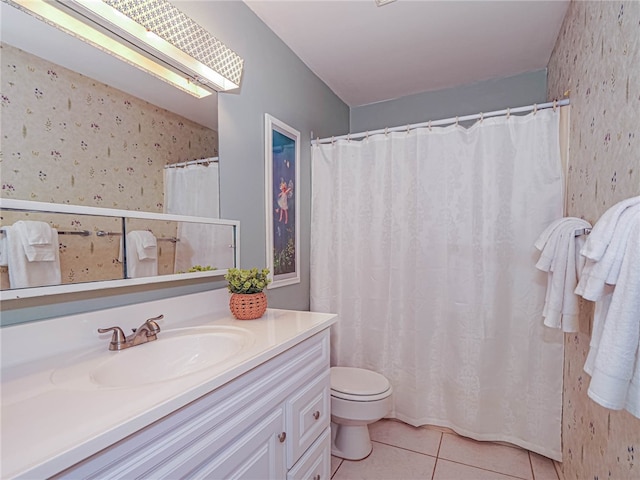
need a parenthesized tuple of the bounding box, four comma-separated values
(330, 421, 373, 461)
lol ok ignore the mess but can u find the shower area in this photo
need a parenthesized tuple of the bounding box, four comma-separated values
(164, 158, 234, 273)
(310, 103, 569, 460)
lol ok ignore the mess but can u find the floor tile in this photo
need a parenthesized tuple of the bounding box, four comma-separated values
(369, 419, 442, 456)
(438, 433, 533, 480)
(529, 452, 559, 480)
(434, 458, 524, 480)
(332, 441, 436, 480)
(331, 455, 343, 478)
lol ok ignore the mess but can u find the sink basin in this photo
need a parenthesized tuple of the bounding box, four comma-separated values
(52, 326, 255, 389)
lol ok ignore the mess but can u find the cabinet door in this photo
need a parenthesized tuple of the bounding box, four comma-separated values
(287, 427, 330, 480)
(286, 370, 330, 468)
(192, 407, 287, 480)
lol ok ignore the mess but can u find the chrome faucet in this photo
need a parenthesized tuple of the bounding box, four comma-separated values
(98, 314, 163, 351)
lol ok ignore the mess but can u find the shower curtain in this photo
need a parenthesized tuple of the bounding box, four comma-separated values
(164, 162, 232, 271)
(310, 109, 565, 460)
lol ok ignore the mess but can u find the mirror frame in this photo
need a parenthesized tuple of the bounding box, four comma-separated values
(0, 198, 239, 300)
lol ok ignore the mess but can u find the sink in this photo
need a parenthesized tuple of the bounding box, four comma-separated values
(52, 326, 255, 389)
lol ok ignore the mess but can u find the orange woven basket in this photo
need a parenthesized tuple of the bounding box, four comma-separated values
(229, 292, 267, 320)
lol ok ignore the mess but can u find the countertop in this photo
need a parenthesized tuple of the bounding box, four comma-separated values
(0, 292, 336, 479)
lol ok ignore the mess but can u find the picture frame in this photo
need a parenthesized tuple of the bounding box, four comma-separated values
(264, 114, 300, 289)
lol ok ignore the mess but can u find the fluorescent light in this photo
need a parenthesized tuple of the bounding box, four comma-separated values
(6, 0, 244, 97)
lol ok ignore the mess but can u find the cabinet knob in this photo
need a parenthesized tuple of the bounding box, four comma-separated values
(313, 410, 320, 420)
(278, 432, 286, 443)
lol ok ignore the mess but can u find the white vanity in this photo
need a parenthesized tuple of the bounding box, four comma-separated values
(0, 289, 337, 479)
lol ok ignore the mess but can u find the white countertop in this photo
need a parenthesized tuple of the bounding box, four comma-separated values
(0, 290, 336, 479)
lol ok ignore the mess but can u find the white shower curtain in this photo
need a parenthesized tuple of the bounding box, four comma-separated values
(310, 109, 565, 460)
(164, 162, 233, 271)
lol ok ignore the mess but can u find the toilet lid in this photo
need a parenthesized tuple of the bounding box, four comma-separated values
(330, 367, 391, 398)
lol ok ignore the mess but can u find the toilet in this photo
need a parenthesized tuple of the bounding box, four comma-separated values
(330, 366, 393, 460)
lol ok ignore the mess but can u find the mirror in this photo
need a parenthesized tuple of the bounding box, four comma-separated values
(0, 3, 231, 297)
(0, 199, 239, 299)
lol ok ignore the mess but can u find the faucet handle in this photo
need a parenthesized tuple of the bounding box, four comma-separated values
(145, 314, 163, 334)
(98, 326, 126, 350)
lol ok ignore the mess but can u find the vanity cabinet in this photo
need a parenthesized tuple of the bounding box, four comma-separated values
(53, 330, 331, 479)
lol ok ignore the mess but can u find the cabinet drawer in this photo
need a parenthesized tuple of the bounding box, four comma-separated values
(286, 370, 330, 468)
(287, 427, 330, 480)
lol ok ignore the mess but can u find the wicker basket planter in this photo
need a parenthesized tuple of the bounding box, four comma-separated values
(229, 292, 267, 320)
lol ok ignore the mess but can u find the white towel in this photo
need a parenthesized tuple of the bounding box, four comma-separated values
(585, 214, 640, 418)
(125, 231, 158, 278)
(12, 220, 57, 261)
(129, 230, 157, 260)
(575, 206, 640, 301)
(5, 225, 61, 288)
(536, 217, 591, 332)
(579, 195, 640, 261)
(0, 230, 8, 266)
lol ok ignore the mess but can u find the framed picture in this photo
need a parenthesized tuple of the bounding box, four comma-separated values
(264, 114, 300, 288)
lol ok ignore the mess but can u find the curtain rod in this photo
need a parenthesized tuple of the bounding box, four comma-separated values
(164, 157, 218, 169)
(96, 231, 179, 243)
(311, 99, 570, 146)
(0, 227, 91, 236)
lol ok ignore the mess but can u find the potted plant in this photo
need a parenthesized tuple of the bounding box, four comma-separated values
(225, 267, 271, 320)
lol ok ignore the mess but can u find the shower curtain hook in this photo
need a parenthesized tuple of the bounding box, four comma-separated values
(553, 99, 558, 112)
(347, 133, 351, 142)
(406, 124, 410, 134)
(480, 112, 484, 123)
(507, 108, 511, 119)
(385, 127, 389, 137)
(428, 120, 432, 131)
(534, 104, 538, 114)
(331, 136, 335, 146)
(455, 116, 459, 126)
(366, 131, 369, 140)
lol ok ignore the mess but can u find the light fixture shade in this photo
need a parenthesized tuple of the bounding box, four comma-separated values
(4, 0, 244, 96)
(103, 0, 244, 89)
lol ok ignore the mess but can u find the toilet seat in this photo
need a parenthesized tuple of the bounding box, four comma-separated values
(330, 367, 392, 402)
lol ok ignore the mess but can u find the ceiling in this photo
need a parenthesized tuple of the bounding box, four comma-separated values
(245, 0, 570, 107)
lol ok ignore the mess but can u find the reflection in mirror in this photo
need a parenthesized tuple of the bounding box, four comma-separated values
(1, 2, 219, 214)
(0, 199, 240, 300)
(1, 208, 124, 290)
(124, 218, 235, 279)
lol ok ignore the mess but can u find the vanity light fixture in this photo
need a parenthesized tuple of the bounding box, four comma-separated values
(4, 0, 244, 98)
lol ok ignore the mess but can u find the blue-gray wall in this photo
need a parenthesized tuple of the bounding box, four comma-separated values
(350, 70, 548, 133)
(180, 1, 350, 311)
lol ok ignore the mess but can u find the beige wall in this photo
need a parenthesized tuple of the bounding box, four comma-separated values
(547, 1, 640, 479)
(0, 43, 217, 286)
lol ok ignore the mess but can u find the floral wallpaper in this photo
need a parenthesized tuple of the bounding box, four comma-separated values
(547, 1, 640, 479)
(0, 43, 217, 287)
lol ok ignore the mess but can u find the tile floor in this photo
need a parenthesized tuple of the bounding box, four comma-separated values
(330, 419, 560, 480)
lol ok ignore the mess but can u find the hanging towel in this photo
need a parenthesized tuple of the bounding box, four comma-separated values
(129, 230, 157, 260)
(12, 220, 57, 261)
(584, 214, 640, 418)
(125, 231, 158, 278)
(575, 205, 640, 301)
(579, 195, 640, 262)
(0, 230, 8, 266)
(536, 217, 592, 332)
(4, 225, 61, 288)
